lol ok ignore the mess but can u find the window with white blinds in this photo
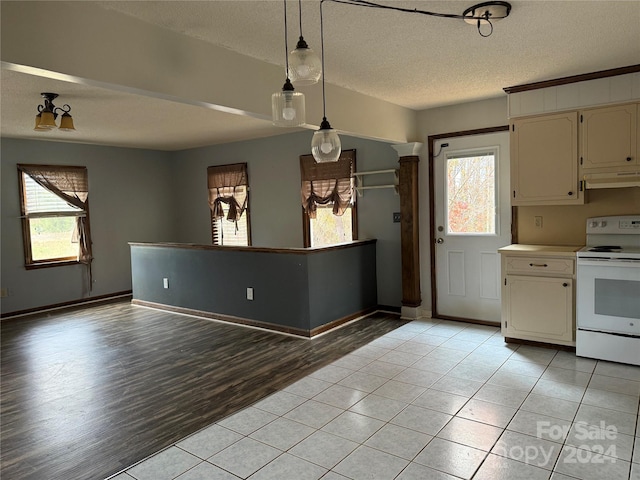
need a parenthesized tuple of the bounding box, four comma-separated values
(212, 201, 250, 246)
(207, 163, 251, 246)
(18, 165, 91, 268)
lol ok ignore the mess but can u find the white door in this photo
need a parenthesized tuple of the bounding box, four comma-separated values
(433, 132, 511, 322)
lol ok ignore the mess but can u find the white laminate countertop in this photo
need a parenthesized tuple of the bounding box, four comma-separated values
(498, 244, 584, 256)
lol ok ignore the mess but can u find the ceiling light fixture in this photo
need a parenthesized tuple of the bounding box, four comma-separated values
(34, 92, 75, 132)
(330, 0, 511, 37)
(272, 0, 305, 127)
(311, 0, 341, 163)
(288, 0, 322, 86)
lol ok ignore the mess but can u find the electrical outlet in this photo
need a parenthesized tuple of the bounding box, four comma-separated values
(163, 278, 169, 289)
(247, 287, 254, 300)
(534, 216, 543, 228)
(393, 212, 401, 223)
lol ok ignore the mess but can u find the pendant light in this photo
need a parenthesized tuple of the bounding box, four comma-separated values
(311, 0, 340, 163)
(272, 0, 305, 127)
(288, 0, 322, 86)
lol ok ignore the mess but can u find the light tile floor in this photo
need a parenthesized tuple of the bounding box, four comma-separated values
(109, 318, 640, 480)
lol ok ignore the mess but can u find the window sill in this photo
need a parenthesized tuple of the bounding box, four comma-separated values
(25, 260, 81, 270)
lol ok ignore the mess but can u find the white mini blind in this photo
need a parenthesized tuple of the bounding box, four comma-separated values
(23, 174, 82, 214)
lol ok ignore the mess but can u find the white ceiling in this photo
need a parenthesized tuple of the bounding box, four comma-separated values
(2, 0, 639, 150)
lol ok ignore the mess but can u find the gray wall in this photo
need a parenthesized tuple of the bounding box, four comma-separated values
(172, 130, 402, 307)
(1, 138, 176, 313)
(1, 131, 402, 314)
(130, 242, 378, 332)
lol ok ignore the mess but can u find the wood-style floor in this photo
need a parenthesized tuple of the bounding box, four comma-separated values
(0, 300, 406, 480)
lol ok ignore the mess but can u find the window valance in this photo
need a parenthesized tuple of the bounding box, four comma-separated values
(207, 163, 248, 222)
(300, 150, 355, 219)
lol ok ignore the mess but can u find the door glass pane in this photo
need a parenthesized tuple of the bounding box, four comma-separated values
(446, 152, 496, 235)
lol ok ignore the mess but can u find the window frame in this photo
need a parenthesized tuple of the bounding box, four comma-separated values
(208, 163, 252, 247)
(301, 150, 358, 248)
(444, 147, 499, 237)
(18, 164, 92, 269)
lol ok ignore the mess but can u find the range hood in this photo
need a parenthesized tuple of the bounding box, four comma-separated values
(583, 171, 640, 189)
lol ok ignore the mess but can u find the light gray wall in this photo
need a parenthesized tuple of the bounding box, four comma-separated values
(1, 138, 175, 314)
(1, 131, 403, 314)
(172, 130, 403, 308)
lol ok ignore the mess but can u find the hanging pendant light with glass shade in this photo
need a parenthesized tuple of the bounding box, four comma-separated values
(311, 0, 340, 163)
(288, 0, 322, 86)
(272, 0, 305, 127)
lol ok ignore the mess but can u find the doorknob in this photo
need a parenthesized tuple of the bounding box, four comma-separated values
(436, 238, 444, 244)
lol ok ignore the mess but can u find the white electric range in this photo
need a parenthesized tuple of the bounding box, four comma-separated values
(576, 215, 640, 365)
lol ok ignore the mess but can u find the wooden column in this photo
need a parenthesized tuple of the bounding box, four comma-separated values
(392, 143, 423, 319)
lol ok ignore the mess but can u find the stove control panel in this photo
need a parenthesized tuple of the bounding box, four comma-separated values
(619, 219, 640, 230)
(586, 216, 640, 234)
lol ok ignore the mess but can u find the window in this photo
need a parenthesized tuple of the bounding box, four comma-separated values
(207, 163, 251, 246)
(18, 164, 92, 268)
(300, 150, 357, 247)
(445, 150, 497, 235)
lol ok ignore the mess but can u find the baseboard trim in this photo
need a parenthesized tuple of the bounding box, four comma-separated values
(132, 300, 379, 338)
(0, 291, 133, 320)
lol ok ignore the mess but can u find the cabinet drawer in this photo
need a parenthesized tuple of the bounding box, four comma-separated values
(504, 256, 574, 276)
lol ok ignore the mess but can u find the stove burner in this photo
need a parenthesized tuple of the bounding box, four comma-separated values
(588, 245, 622, 252)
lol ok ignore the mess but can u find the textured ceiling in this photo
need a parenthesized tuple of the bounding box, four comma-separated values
(95, 0, 640, 109)
(2, 0, 639, 150)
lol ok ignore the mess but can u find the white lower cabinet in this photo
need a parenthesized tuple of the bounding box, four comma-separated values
(499, 245, 581, 347)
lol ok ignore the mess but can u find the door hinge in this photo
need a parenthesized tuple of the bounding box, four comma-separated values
(580, 157, 583, 165)
(513, 190, 516, 198)
(504, 278, 507, 286)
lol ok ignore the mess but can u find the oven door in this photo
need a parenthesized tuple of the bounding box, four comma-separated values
(576, 258, 640, 335)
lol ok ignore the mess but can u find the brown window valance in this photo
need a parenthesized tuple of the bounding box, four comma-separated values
(300, 150, 355, 219)
(207, 163, 248, 222)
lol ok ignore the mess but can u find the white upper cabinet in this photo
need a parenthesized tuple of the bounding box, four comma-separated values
(580, 103, 638, 171)
(510, 112, 582, 206)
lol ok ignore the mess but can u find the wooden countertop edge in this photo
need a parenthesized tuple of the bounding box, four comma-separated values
(128, 239, 377, 255)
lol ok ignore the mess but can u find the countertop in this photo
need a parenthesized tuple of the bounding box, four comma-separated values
(498, 244, 584, 256)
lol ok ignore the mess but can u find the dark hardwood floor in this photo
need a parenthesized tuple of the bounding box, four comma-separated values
(0, 300, 406, 480)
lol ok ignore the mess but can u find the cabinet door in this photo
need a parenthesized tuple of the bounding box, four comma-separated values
(581, 103, 637, 170)
(511, 112, 582, 205)
(503, 275, 574, 343)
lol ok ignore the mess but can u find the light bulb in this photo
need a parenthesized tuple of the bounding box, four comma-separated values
(282, 107, 296, 121)
(296, 64, 311, 78)
(320, 139, 333, 154)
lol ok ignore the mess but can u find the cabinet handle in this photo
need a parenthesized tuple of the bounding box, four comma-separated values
(529, 263, 548, 267)
(562, 283, 569, 287)
(568, 191, 573, 196)
(627, 157, 632, 162)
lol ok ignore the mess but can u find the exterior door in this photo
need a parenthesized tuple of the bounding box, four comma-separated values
(433, 132, 511, 322)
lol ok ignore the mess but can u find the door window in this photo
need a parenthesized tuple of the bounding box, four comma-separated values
(446, 150, 497, 235)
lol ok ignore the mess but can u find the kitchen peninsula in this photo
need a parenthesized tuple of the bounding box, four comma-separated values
(129, 240, 378, 337)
